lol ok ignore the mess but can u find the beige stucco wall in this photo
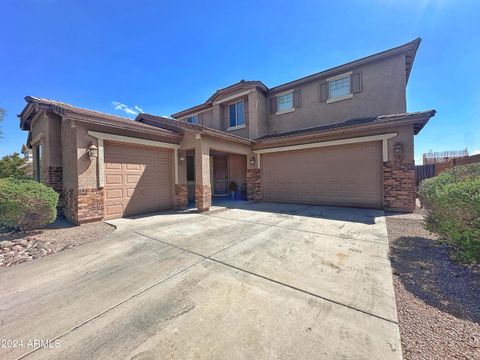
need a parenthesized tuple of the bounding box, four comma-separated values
(75, 123, 98, 189)
(173, 54, 407, 141)
(254, 91, 269, 139)
(61, 119, 78, 189)
(229, 154, 247, 188)
(267, 55, 407, 134)
(30, 112, 63, 179)
(200, 109, 214, 128)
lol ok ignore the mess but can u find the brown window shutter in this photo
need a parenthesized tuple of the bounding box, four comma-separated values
(293, 89, 302, 108)
(269, 96, 277, 114)
(244, 99, 249, 125)
(198, 113, 203, 125)
(319, 82, 328, 102)
(351, 71, 362, 93)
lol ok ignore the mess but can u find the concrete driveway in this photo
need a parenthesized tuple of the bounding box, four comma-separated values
(0, 202, 401, 360)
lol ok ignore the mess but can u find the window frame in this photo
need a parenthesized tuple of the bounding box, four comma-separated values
(275, 90, 295, 115)
(227, 100, 246, 131)
(186, 114, 199, 124)
(326, 71, 353, 104)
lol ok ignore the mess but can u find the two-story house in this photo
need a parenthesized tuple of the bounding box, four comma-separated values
(18, 38, 435, 224)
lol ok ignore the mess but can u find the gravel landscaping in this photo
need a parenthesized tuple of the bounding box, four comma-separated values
(0, 217, 115, 270)
(387, 209, 480, 360)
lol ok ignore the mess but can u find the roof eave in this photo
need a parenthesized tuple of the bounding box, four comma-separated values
(172, 81, 269, 119)
(18, 97, 182, 141)
(138, 113, 254, 145)
(270, 38, 422, 93)
(170, 103, 213, 119)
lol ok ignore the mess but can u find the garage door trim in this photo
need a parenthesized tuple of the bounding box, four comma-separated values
(254, 132, 398, 165)
(88, 131, 180, 187)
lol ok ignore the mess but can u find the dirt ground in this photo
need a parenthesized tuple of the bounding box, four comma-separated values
(387, 210, 480, 360)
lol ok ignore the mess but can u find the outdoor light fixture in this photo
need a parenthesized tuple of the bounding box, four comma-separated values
(394, 142, 404, 156)
(87, 143, 98, 158)
(179, 155, 185, 161)
(250, 156, 256, 166)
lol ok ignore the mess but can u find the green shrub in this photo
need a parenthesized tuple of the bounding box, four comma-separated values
(0, 177, 59, 230)
(419, 163, 480, 263)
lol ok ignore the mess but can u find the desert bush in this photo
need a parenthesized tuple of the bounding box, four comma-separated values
(0, 177, 58, 230)
(419, 163, 480, 263)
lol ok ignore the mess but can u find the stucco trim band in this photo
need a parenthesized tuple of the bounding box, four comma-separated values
(88, 131, 181, 187)
(253, 132, 398, 162)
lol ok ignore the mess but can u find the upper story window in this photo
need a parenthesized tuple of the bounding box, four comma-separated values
(186, 114, 199, 124)
(229, 100, 245, 128)
(329, 76, 351, 99)
(277, 92, 293, 112)
(320, 71, 361, 104)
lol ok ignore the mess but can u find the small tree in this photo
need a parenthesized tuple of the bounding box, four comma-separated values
(0, 153, 27, 178)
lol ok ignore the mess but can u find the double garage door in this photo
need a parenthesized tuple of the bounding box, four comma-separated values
(262, 141, 383, 208)
(104, 142, 174, 220)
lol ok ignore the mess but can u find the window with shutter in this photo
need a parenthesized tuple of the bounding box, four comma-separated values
(329, 76, 351, 98)
(277, 92, 293, 112)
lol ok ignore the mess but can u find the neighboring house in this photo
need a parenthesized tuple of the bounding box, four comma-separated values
(18, 144, 33, 177)
(18, 38, 435, 224)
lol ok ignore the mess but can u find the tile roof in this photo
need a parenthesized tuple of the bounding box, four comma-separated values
(20, 96, 181, 139)
(256, 110, 436, 141)
(136, 113, 254, 145)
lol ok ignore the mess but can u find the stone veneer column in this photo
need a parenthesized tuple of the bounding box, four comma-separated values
(194, 139, 211, 212)
(383, 159, 416, 212)
(45, 166, 64, 210)
(174, 184, 188, 209)
(246, 168, 262, 200)
(62, 188, 104, 225)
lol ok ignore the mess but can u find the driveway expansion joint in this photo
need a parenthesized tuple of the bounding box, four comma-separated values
(205, 212, 389, 246)
(134, 229, 399, 326)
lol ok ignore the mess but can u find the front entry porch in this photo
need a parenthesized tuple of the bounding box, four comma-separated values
(179, 146, 248, 212)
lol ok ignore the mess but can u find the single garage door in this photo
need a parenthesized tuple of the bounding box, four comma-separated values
(262, 141, 383, 208)
(104, 142, 173, 219)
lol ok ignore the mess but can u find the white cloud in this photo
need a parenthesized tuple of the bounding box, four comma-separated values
(473, 150, 480, 155)
(111, 101, 143, 117)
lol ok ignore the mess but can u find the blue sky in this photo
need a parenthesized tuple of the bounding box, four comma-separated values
(1, 0, 479, 163)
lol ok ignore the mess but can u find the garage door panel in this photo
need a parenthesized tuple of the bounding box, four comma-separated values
(105, 188, 123, 200)
(105, 162, 122, 170)
(125, 163, 142, 171)
(105, 204, 123, 218)
(262, 142, 382, 208)
(126, 174, 141, 184)
(104, 142, 174, 220)
(105, 174, 123, 185)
